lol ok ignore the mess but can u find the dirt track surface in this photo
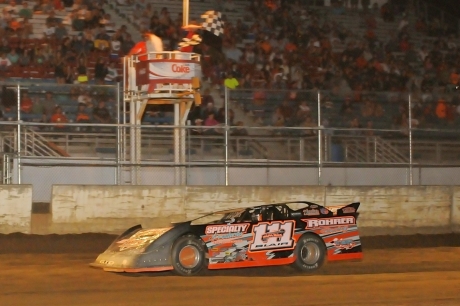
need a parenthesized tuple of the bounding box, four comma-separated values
(1, 233, 460, 306)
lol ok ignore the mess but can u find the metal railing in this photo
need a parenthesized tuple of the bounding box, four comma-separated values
(1, 84, 460, 187)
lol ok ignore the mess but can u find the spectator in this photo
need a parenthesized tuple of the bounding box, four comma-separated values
(121, 34, 135, 56)
(43, 22, 56, 39)
(76, 56, 88, 83)
(109, 34, 121, 61)
(7, 17, 22, 34)
(0, 53, 12, 72)
(300, 116, 317, 136)
(64, 64, 76, 84)
(18, 2, 33, 19)
(50, 106, 69, 131)
(94, 57, 108, 84)
(5, 0, 19, 15)
(94, 27, 110, 50)
(347, 117, 362, 135)
(278, 99, 295, 124)
(53, 0, 64, 11)
(6, 48, 18, 65)
(190, 118, 204, 135)
(100, 13, 115, 34)
(270, 107, 285, 128)
(92, 100, 113, 123)
(20, 92, 33, 113)
(73, 34, 93, 57)
(40, 91, 57, 120)
(55, 21, 68, 40)
(104, 62, 119, 83)
(224, 72, 239, 90)
(77, 90, 93, 106)
(46, 10, 60, 27)
(34, 47, 46, 66)
(203, 112, 221, 135)
(435, 97, 447, 119)
(76, 103, 91, 131)
(201, 102, 216, 119)
(18, 48, 31, 67)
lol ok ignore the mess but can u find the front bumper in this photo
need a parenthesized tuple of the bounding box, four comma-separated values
(90, 244, 173, 273)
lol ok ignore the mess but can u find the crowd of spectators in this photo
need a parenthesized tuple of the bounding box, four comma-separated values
(0, 0, 137, 126)
(2, 0, 460, 137)
(112, 0, 460, 134)
(0, 83, 116, 130)
(0, 0, 132, 85)
(203, 0, 460, 135)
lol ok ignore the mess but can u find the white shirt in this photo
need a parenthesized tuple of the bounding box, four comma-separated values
(0, 57, 12, 67)
(146, 34, 163, 53)
(44, 26, 55, 36)
(111, 40, 121, 51)
(105, 67, 119, 82)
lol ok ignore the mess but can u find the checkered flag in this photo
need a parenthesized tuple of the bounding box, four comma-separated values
(201, 10, 224, 36)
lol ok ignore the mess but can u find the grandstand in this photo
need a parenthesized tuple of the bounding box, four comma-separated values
(1, 0, 460, 165)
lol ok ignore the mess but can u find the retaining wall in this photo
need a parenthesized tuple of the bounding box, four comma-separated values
(0, 185, 33, 234)
(47, 185, 460, 235)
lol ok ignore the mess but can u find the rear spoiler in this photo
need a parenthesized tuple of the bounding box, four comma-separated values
(336, 202, 360, 217)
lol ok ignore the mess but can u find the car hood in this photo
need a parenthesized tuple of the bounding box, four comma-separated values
(110, 227, 173, 252)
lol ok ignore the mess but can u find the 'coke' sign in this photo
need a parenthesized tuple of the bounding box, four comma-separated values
(172, 64, 190, 73)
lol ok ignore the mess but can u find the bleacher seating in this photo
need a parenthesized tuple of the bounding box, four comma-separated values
(1, 0, 460, 138)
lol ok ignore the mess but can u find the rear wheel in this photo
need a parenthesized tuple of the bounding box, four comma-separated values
(292, 234, 326, 273)
(171, 235, 206, 276)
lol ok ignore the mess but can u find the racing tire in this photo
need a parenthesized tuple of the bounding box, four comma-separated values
(171, 235, 207, 276)
(292, 234, 326, 273)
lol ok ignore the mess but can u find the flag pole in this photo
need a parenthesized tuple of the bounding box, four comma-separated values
(183, 0, 189, 26)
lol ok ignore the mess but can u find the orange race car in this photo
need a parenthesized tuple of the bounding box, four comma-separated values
(91, 201, 363, 276)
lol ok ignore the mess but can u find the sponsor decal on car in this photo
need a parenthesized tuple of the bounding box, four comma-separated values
(116, 228, 172, 251)
(205, 224, 249, 235)
(249, 221, 295, 252)
(303, 216, 355, 229)
(319, 226, 349, 235)
(341, 207, 356, 213)
(303, 209, 320, 216)
(332, 238, 356, 250)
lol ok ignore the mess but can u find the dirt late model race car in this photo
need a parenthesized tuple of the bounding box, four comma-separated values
(91, 201, 363, 276)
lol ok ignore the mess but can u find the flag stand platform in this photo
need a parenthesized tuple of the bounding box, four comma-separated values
(122, 51, 202, 185)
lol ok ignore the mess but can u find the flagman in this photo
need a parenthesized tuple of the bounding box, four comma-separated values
(128, 31, 163, 60)
(126, 31, 164, 91)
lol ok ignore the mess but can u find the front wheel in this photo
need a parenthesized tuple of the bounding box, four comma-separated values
(292, 234, 326, 273)
(171, 235, 207, 276)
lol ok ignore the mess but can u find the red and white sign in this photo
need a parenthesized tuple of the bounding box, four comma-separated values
(135, 59, 201, 86)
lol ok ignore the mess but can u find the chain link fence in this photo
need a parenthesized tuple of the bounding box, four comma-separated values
(1, 83, 460, 201)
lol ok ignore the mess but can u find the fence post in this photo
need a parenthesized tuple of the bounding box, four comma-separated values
(317, 90, 322, 185)
(408, 93, 413, 185)
(16, 83, 21, 184)
(116, 82, 120, 185)
(224, 86, 229, 186)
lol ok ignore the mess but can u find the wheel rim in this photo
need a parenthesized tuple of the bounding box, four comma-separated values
(300, 241, 320, 265)
(178, 245, 200, 269)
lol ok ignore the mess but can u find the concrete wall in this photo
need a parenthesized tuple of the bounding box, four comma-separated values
(0, 185, 33, 234)
(18, 158, 460, 203)
(48, 185, 460, 236)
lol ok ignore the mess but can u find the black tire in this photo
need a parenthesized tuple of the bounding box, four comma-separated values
(292, 234, 326, 273)
(171, 235, 207, 276)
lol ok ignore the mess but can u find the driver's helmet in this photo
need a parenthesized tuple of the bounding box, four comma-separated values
(252, 209, 262, 222)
